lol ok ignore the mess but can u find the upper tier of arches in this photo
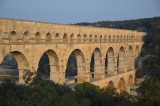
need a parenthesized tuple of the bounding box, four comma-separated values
(0, 18, 146, 43)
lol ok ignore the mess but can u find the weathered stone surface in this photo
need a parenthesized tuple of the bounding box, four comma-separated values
(0, 18, 146, 92)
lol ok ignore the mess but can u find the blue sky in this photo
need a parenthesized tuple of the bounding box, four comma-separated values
(0, 0, 160, 24)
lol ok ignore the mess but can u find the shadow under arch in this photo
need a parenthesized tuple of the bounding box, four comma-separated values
(37, 50, 59, 83)
(127, 46, 134, 70)
(128, 75, 134, 86)
(117, 46, 126, 72)
(108, 81, 115, 88)
(118, 77, 126, 92)
(105, 47, 115, 75)
(90, 48, 103, 79)
(1, 51, 29, 84)
(65, 49, 86, 83)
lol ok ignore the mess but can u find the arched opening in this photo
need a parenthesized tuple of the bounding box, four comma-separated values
(55, 33, 60, 42)
(118, 77, 126, 92)
(128, 75, 134, 86)
(109, 35, 111, 42)
(10, 31, 17, 43)
(100, 35, 102, 42)
(89, 35, 92, 42)
(128, 46, 134, 70)
(83, 34, 87, 42)
(117, 35, 119, 42)
(1, 52, 29, 84)
(105, 47, 115, 75)
(70, 34, 74, 42)
(77, 34, 81, 42)
(104, 35, 107, 42)
(46, 33, 51, 42)
(95, 35, 98, 42)
(108, 81, 114, 88)
(23, 31, 30, 42)
(65, 49, 86, 83)
(90, 48, 102, 78)
(135, 45, 139, 58)
(117, 47, 126, 72)
(35, 32, 41, 43)
(37, 50, 59, 82)
(63, 33, 68, 42)
(112, 35, 115, 42)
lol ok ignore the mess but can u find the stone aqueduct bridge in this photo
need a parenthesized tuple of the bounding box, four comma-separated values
(0, 18, 146, 92)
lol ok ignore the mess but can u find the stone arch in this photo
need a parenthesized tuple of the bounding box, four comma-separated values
(117, 35, 119, 42)
(37, 50, 59, 82)
(95, 35, 98, 42)
(127, 46, 134, 69)
(46, 33, 51, 42)
(70, 33, 74, 42)
(112, 35, 115, 42)
(104, 35, 107, 42)
(2, 51, 30, 84)
(63, 33, 68, 42)
(66, 49, 86, 83)
(35, 32, 41, 43)
(23, 31, 30, 43)
(55, 33, 60, 42)
(90, 48, 103, 78)
(117, 46, 126, 72)
(108, 81, 115, 88)
(77, 34, 81, 42)
(118, 77, 126, 92)
(83, 34, 87, 42)
(128, 75, 134, 86)
(100, 35, 102, 42)
(108, 35, 111, 42)
(89, 35, 92, 42)
(135, 45, 139, 57)
(105, 47, 115, 75)
(10, 31, 17, 43)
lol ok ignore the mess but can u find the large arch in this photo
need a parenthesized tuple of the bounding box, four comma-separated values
(127, 46, 134, 70)
(65, 49, 87, 83)
(117, 46, 126, 72)
(1, 51, 29, 84)
(118, 77, 126, 92)
(90, 48, 103, 79)
(37, 50, 60, 83)
(105, 47, 116, 75)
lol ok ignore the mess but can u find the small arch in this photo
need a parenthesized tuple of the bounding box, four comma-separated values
(83, 34, 87, 42)
(63, 33, 68, 42)
(108, 81, 115, 88)
(23, 31, 30, 42)
(100, 35, 102, 42)
(95, 35, 98, 42)
(35, 32, 41, 43)
(70, 33, 74, 42)
(77, 34, 81, 42)
(46, 33, 51, 42)
(118, 77, 126, 92)
(108, 35, 111, 42)
(104, 35, 107, 42)
(89, 35, 92, 42)
(128, 75, 134, 86)
(10, 31, 17, 43)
